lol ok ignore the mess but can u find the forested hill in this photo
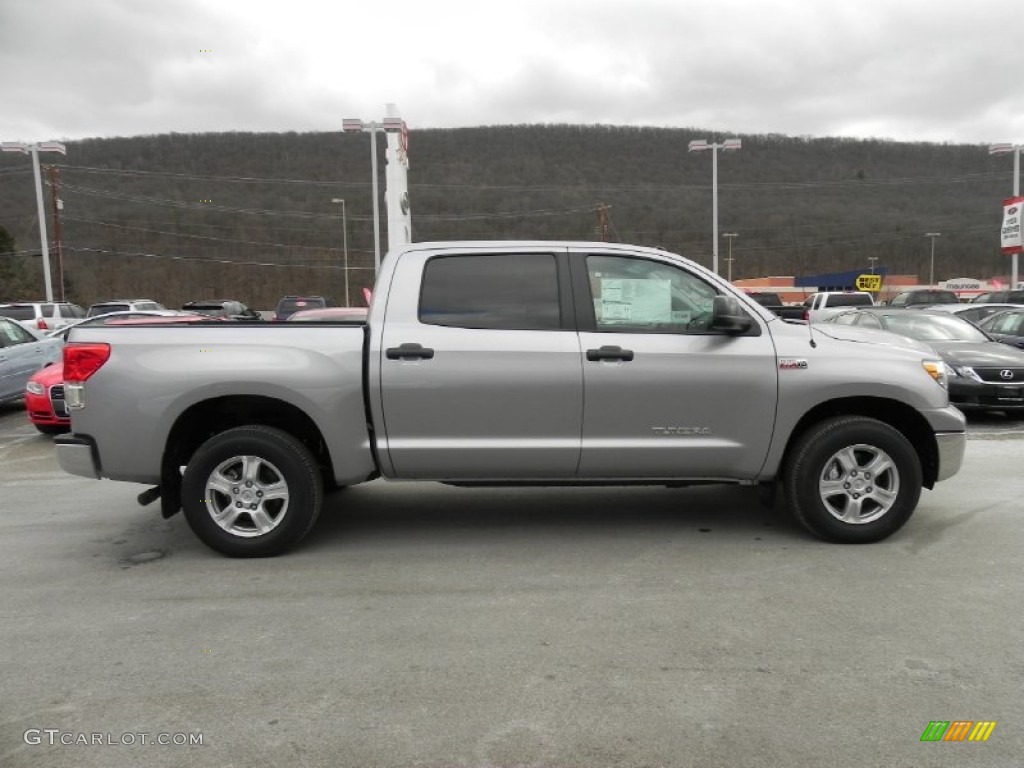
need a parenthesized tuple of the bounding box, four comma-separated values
(0, 125, 1015, 308)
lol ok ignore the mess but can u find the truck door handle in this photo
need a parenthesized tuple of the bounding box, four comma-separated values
(386, 343, 435, 360)
(586, 345, 634, 362)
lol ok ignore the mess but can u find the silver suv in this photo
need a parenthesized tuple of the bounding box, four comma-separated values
(0, 301, 86, 332)
(86, 299, 166, 318)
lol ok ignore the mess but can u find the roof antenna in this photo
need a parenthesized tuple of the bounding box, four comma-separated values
(807, 310, 817, 348)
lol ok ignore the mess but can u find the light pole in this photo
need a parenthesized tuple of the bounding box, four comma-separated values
(1, 140, 67, 301)
(722, 233, 738, 282)
(688, 138, 741, 276)
(330, 198, 349, 306)
(925, 232, 941, 286)
(342, 118, 382, 273)
(990, 142, 1022, 288)
(868, 256, 879, 274)
(343, 115, 407, 274)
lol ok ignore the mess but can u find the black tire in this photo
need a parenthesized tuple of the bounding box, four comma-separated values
(784, 416, 922, 543)
(35, 423, 70, 435)
(181, 425, 323, 557)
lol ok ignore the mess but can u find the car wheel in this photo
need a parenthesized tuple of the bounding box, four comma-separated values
(785, 416, 922, 543)
(35, 423, 70, 435)
(181, 425, 323, 557)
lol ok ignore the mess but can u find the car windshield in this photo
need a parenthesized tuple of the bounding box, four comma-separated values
(0, 306, 36, 320)
(88, 304, 130, 316)
(879, 313, 990, 342)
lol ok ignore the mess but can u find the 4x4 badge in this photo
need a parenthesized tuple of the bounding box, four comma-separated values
(779, 359, 808, 370)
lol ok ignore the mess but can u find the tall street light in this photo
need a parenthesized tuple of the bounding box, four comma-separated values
(990, 142, 1022, 289)
(722, 233, 738, 282)
(342, 118, 382, 273)
(688, 138, 741, 276)
(925, 232, 941, 286)
(1, 140, 67, 301)
(330, 198, 349, 306)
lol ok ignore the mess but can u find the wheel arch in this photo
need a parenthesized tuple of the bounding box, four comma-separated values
(778, 397, 938, 489)
(160, 395, 335, 518)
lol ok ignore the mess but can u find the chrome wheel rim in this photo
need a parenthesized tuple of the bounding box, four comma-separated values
(204, 455, 289, 538)
(818, 443, 899, 524)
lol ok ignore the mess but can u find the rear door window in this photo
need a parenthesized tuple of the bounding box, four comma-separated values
(0, 306, 36, 321)
(419, 253, 561, 330)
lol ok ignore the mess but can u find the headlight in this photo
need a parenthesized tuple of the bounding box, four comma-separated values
(922, 360, 948, 389)
(26, 381, 45, 395)
(949, 365, 983, 383)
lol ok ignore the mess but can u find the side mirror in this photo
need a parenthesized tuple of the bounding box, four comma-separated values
(711, 296, 753, 334)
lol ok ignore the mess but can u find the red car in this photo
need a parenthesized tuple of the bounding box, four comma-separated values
(25, 362, 69, 434)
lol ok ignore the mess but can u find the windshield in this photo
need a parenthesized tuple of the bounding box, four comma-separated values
(88, 304, 130, 317)
(879, 313, 990, 342)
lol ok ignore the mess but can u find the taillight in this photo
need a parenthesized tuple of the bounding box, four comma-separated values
(802, 310, 809, 321)
(37, 318, 49, 330)
(64, 343, 111, 382)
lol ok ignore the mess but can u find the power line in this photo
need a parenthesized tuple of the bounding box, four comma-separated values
(64, 245, 378, 270)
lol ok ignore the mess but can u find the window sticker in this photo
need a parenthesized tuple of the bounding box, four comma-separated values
(598, 278, 672, 324)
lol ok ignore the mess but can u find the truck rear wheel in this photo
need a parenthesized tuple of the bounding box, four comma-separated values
(181, 426, 323, 557)
(785, 416, 922, 543)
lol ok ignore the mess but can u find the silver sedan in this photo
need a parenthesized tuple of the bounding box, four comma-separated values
(0, 317, 62, 405)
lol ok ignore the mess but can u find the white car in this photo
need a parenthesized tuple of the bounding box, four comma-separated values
(0, 316, 62, 405)
(0, 301, 87, 332)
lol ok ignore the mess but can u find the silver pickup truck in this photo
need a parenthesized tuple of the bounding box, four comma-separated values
(56, 241, 966, 556)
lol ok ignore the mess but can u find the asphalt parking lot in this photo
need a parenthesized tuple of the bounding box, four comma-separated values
(1, 402, 1022, 768)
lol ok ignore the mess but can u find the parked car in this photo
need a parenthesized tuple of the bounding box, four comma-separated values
(273, 295, 337, 321)
(0, 316, 62, 405)
(971, 290, 1024, 304)
(887, 289, 959, 307)
(86, 299, 166, 318)
(797, 291, 875, 322)
(744, 291, 784, 310)
(25, 362, 69, 434)
(181, 300, 262, 321)
(824, 308, 1024, 413)
(978, 309, 1024, 350)
(916, 303, 1022, 325)
(287, 307, 368, 322)
(0, 301, 86, 331)
(56, 241, 965, 556)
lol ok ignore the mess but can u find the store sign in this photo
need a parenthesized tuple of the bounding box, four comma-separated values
(1001, 196, 1023, 253)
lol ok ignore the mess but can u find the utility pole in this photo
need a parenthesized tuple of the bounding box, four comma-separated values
(595, 203, 611, 241)
(46, 165, 65, 300)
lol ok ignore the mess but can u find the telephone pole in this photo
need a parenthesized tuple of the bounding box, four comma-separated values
(595, 203, 611, 241)
(45, 165, 65, 300)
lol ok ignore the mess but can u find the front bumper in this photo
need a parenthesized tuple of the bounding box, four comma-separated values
(54, 434, 101, 479)
(950, 379, 1024, 410)
(934, 431, 966, 482)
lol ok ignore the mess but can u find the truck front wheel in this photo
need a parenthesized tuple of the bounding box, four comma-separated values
(785, 416, 922, 543)
(181, 426, 323, 557)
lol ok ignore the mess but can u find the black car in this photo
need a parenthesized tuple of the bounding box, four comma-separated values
(181, 300, 261, 321)
(273, 295, 337, 321)
(824, 308, 1024, 413)
(887, 289, 959, 307)
(978, 309, 1024, 350)
(971, 290, 1024, 304)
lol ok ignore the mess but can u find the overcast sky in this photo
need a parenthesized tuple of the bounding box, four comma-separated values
(0, 0, 1020, 145)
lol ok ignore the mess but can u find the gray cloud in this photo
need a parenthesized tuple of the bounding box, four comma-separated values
(0, 0, 1019, 143)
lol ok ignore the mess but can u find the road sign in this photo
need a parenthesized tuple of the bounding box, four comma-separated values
(855, 274, 883, 292)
